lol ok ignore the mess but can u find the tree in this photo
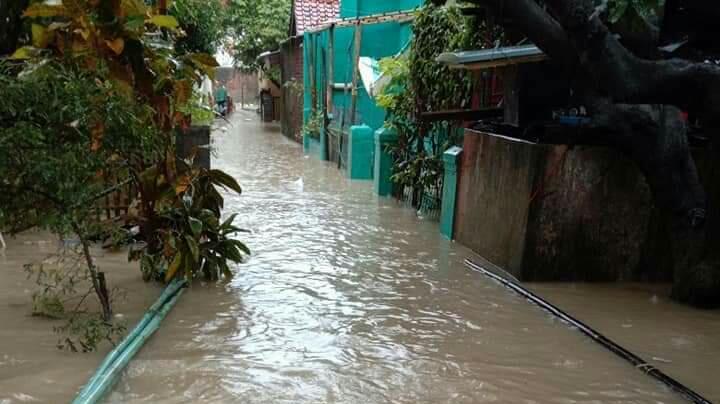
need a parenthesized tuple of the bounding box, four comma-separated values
(453, 0, 720, 307)
(171, 0, 226, 55)
(225, 0, 292, 67)
(1, 0, 250, 349)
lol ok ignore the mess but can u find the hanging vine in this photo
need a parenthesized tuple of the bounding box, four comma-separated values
(378, 1, 505, 208)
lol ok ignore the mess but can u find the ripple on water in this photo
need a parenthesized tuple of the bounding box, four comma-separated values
(109, 114, 694, 404)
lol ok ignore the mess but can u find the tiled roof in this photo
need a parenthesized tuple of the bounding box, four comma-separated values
(292, 0, 339, 35)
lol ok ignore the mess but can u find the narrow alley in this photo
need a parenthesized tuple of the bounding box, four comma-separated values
(104, 111, 716, 403)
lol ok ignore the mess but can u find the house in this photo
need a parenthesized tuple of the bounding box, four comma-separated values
(302, 0, 422, 178)
(257, 50, 284, 122)
(280, 0, 340, 140)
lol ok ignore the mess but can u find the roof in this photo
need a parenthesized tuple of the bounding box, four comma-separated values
(436, 44, 547, 70)
(291, 0, 339, 36)
(257, 50, 282, 65)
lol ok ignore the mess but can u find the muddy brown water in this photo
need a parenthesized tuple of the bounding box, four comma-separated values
(1, 110, 719, 403)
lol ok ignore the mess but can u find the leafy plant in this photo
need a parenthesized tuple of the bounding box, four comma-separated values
(225, 0, 292, 67)
(24, 248, 127, 352)
(303, 110, 324, 139)
(171, 0, 226, 55)
(379, 1, 501, 206)
(133, 165, 251, 282)
(0, 60, 159, 321)
(607, 0, 664, 24)
(1, 0, 249, 350)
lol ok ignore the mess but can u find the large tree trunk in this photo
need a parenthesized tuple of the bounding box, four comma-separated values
(470, 0, 720, 306)
(578, 102, 719, 306)
(0, 0, 29, 56)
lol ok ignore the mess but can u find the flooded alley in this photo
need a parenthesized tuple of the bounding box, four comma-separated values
(101, 111, 717, 403)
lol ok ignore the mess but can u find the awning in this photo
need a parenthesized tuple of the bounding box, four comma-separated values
(436, 44, 546, 70)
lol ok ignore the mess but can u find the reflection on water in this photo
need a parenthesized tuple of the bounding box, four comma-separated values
(106, 111, 715, 403)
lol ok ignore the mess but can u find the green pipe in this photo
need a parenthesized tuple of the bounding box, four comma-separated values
(74, 279, 185, 401)
(72, 279, 186, 404)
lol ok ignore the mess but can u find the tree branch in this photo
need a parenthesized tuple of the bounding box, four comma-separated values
(535, 0, 720, 120)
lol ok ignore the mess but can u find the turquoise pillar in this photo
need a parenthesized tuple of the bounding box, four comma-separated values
(302, 32, 312, 154)
(440, 146, 462, 240)
(348, 125, 374, 180)
(374, 127, 397, 196)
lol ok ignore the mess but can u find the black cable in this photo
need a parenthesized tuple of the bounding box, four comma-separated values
(464, 258, 713, 404)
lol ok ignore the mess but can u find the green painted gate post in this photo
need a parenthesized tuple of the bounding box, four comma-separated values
(348, 125, 374, 180)
(374, 127, 397, 196)
(302, 32, 312, 154)
(440, 146, 462, 239)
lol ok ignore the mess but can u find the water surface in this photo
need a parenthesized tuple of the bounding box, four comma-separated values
(107, 111, 714, 403)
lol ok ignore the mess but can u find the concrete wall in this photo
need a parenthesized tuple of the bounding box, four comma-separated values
(455, 129, 668, 282)
(216, 68, 258, 105)
(455, 132, 537, 276)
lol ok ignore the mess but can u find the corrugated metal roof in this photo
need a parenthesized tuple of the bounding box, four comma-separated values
(293, 0, 340, 35)
(436, 45, 546, 69)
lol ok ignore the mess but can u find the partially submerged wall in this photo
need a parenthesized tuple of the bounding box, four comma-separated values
(455, 129, 669, 282)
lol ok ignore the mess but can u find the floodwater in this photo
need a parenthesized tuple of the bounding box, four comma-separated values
(0, 233, 161, 403)
(0, 110, 718, 403)
(107, 110, 716, 403)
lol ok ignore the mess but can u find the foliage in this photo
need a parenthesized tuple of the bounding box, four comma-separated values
(303, 110, 324, 139)
(179, 92, 216, 125)
(379, 1, 502, 206)
(225, 0, 292, 67)
(170, 0, 225, 55)
(284, 78, 303, 103)
(0, 62, 158, 236)
(265, 65, 282, 85)
(132, 165, 250, 282)
(607, 0, 664, 24)
(24, 248, 127, 352)
(1, 0, 249, 349)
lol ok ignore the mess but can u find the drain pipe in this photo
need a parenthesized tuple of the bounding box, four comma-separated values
(72, 279, 187, 404)
(464, 259, 712, 404)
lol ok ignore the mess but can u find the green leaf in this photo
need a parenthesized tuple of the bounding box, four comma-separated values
(609, 0, 630, 23)
(209, 170, 242, 194)
(32, 24, 50, 48)
(231, 239, 251, 256)
(124, 16, 145, 32)
(220, 213, 238, 230)
(188, 216, 203, 236)
(9, 47, 35, 60)
(165, 253, 183, 282)
(148, 15, 179, 29)
(185, 235, 200, 263)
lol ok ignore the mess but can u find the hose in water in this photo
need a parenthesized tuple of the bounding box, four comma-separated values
(72, 278, 187, 404)
(464, 259, 712, 404)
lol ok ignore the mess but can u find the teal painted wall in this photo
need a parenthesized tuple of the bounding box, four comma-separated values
(340, 0, 422, 18)
(303, 2, 420, 171)
(303, 20, 413, 134)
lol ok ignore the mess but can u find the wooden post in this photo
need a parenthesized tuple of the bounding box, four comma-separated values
(349, 22, 362, 126)
(327, 24, 335, 116)
(158, 0, 167, 14)
(309, 34, 317, 114)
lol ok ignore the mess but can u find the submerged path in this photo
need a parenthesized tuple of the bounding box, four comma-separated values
(108, 111, 706, 403)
